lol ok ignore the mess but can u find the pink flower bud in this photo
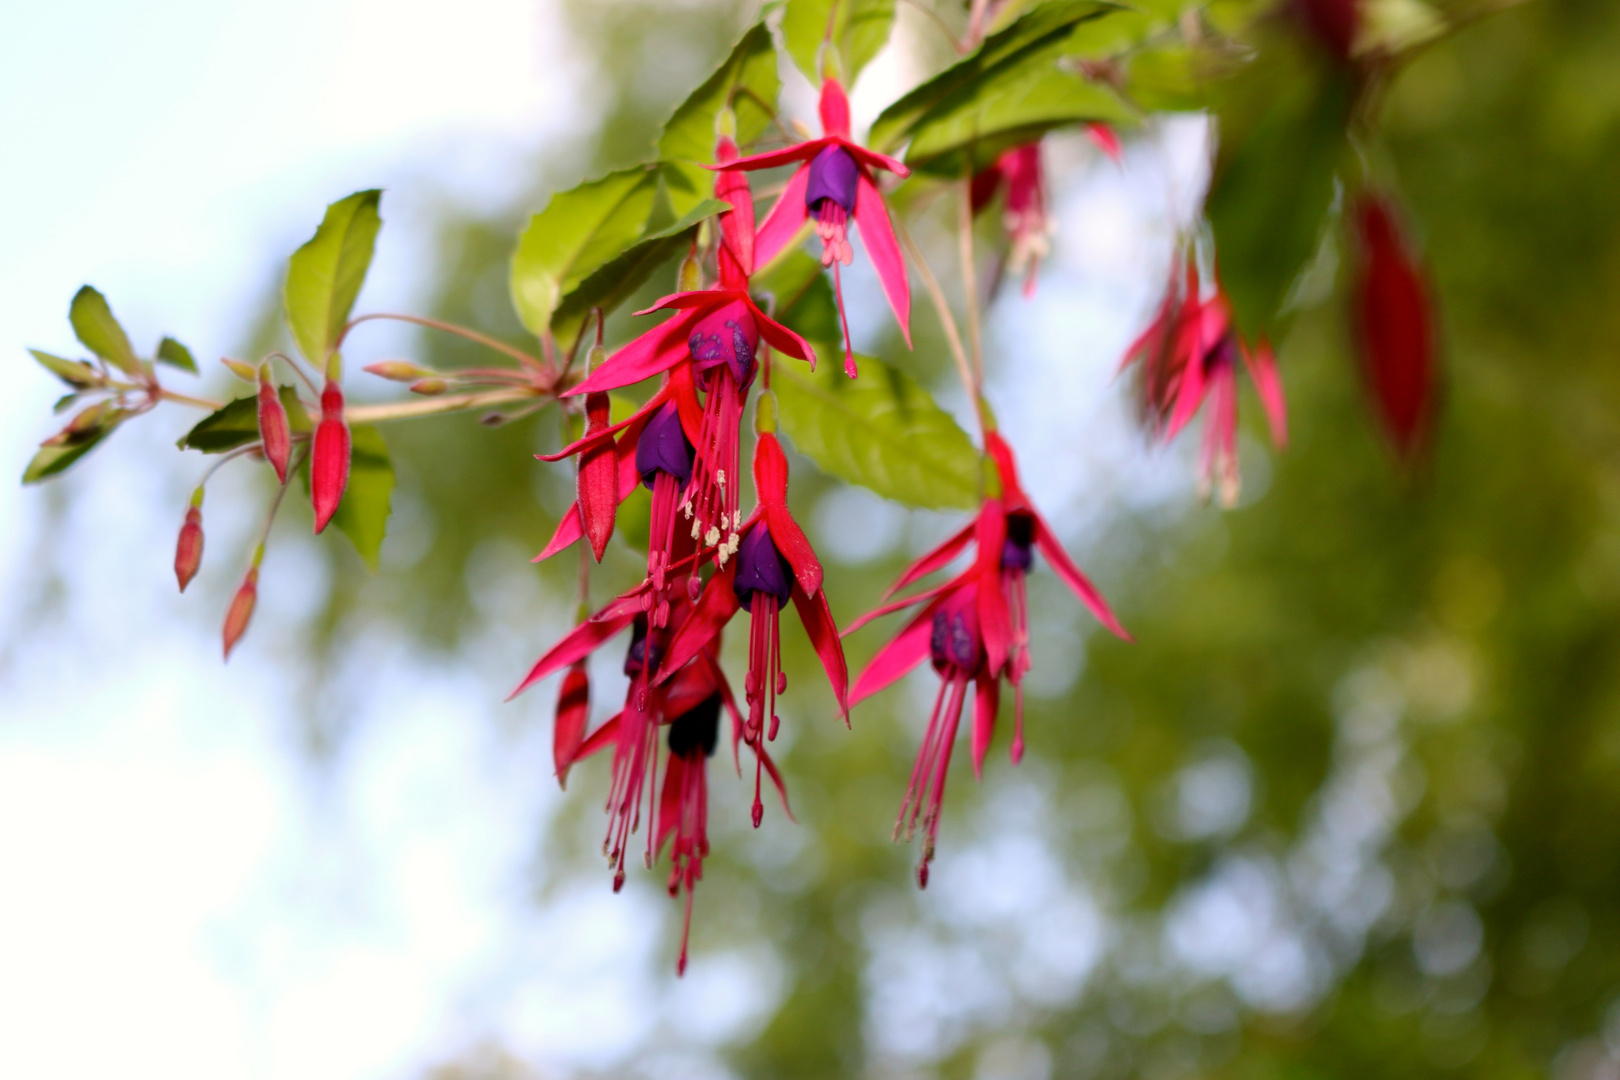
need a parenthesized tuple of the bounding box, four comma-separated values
(553, 660, 590, 790)
(174, 505, 204, 593)
(311, 380, 350, 534)
(257, 371, 291, 484)
(222, 565, 259, 660)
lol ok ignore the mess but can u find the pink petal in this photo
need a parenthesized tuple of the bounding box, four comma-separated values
(746, 296, 818, 367)
(854, 173, 911, 346)
(843, 577, 960, 637)
(554, 661, 590, 788)
(753, 166, 812, 269)
(566, 309, 701, 397)
(974, 510, 1012, 678)
(533, 505, 584, 563)
(882, 521, 975, 600)
(711, 141, 827, 172)
(1244, 342, 1289, 449)
(575, 713, 622, 760)
(850, 594, 950, 706)
(508, 597, 641, 700)
(792, 583, 849, 722)
(1086, 122, 1123, 164)
(656, 564, 741, 684)
(633, 290, 735, 315)
(970, 673, 1000, 781)
(1032, 514, 1131, 641)
(842, 140, 910, 179)
(535, 397, 655, 462)
(758, 743, 795, 822)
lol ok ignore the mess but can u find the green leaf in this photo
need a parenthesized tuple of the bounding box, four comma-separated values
(284, 189, 383, 373)
(178, 386, 310, 453)
(780, 0, 896, 87)
(29, 349, 98, 388)
(869, 0, 1117, 153)
(550, 196, 731, 354)
(22, 429, 112, 484)
(156, 336, 198, 373)
(510, 168, 661, 340)
(327, 424, 393, 572)
(1206, 33, 1355, 341)
(69, 286, 141, 374)
(774, 352, 980, 510)
(657, 23, 781, 217)
(903, 59, 1136, 175)
(752, 251, 840, 346)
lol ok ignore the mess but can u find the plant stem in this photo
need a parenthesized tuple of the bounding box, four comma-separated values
(157, 388, 226, 411)
(339, 313, 548, 374)
(893, 217, 982, 437)
(345, 387, 544, 425)
(957, 177, 985, 390)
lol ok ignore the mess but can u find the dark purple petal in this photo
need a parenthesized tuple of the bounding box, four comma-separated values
(636, 401, 693, 488)
(1001, 512, 1035, 572)
(623, 614, 665, 677)
(667, 693, 722, 758)
(929, 601, 981, 673)
(805, 144, 859, 215)
(687, 301, 758, 389)
(732, 523, 793, 611)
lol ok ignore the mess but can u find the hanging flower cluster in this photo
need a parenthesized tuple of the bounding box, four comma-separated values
(19, 0, 1461, 979)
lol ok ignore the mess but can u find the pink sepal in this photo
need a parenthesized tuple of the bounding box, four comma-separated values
(753, 166, 812, 269)
(792, 583, 849, 723)
(854, 173, 911, 346)
(1031, 514, 1130, 641)
(970, 673, 1000, 781)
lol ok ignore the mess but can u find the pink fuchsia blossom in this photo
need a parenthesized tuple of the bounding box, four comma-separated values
(1351, 193, 1438, 458)
(1120, 255, 1288, 507)
(714, 78, 912, 377)
(971, 143, 1053, 298)
(561, 147, 816, 566)
(656, 431, 849, 826)
(845, 431, 1128, 886)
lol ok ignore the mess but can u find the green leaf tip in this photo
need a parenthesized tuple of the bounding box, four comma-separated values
(284, 189, 384, 376)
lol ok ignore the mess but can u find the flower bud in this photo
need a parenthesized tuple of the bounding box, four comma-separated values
(752, 389, 778, 436)
(554, 660, 590, 789)
(220, 357, 258, 382)
(364, 360, 434, 382)
(174, 490, 204, 593)
(311, 380, 351, 534)
(256, 367, 291, 484)
(222, 561, 259, 660)
(678, 250, 703, 293)
(409, 378, 448, 396)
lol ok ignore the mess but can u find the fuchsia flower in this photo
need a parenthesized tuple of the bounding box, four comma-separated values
(846, 432, 1128, 886)
(1351, 194, 1437, 458)
(1120, 255, 1288, 507)
(971, 143, 1053, 298)
(509, 554, 786, 974)
(715, 78, 912, 377)
(656, 430, 849, 825)
(256, 367, 291, 485)
(564, 139, 817, 574)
